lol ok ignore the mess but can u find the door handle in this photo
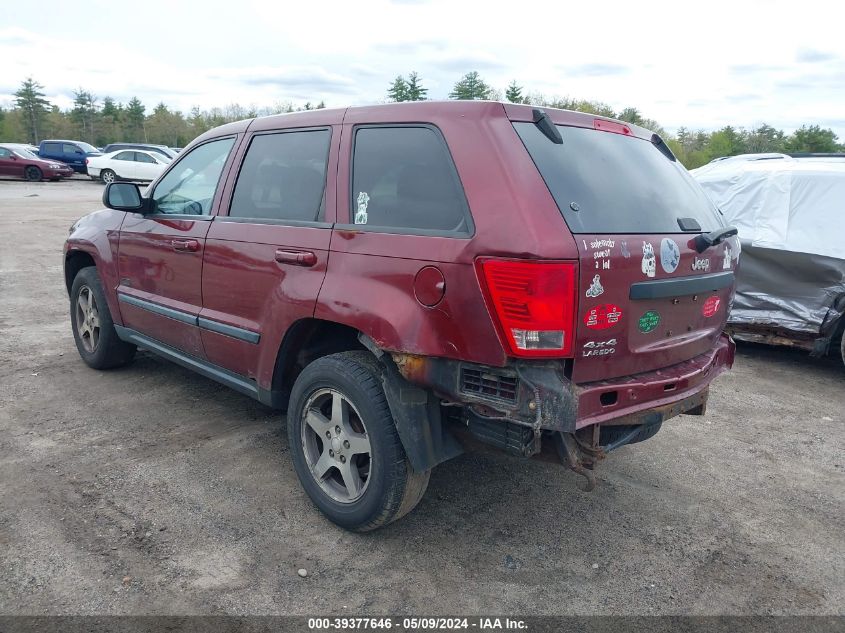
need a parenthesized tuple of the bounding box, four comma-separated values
(172, 239, 200, 252)
(275, 249, 318, 267)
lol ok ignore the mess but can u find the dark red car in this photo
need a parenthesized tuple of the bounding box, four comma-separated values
(0, 144, 74, 181)
(64, 102, 737, 531)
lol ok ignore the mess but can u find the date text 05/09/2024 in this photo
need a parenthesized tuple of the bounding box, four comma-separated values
(307, 617, 528, 630)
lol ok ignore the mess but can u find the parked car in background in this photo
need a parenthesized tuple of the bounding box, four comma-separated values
(693, 154, 845, 368)
(38, 140, 101, 174)
(101, 143, 177, 161)
(64, 102, 736, 531)
(0, 144, 74, 181)
(86, 149, 171, 184)
(170, 147, 183, 153)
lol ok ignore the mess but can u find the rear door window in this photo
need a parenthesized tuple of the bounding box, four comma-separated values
(350, 126, 470, 234)
(514, 123, 723, 234)
(229, 129, 331, 223)
(135, 152, 156, 164)
(43, 143, 61, 154)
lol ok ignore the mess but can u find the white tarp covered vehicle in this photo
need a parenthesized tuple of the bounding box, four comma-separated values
(692, 154, 845, 366)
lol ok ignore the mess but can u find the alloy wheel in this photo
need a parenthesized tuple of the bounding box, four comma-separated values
(300, 388, 372, 503)
(75, 286, 100, 353)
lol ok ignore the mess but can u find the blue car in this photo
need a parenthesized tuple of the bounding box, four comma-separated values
(38, 140, 102, 174)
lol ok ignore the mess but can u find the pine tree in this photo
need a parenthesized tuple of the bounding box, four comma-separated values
(406, 72, 428, 101)
(449, 71, 491, 100)
(14, 77, 51, 144)
(71, 89, 98, 143)
(125, 97, 146, 141)
(505, 81, 524, 104)
(387, 75, 409, 102)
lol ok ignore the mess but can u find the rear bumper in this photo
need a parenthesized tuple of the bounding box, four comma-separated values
(573, 333, 735, 429)
(391, 333, 735, 433)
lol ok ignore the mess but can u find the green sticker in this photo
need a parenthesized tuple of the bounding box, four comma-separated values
(638, 310, 660, 333)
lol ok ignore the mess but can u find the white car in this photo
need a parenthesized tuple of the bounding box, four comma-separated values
(87, 149, 171, 184)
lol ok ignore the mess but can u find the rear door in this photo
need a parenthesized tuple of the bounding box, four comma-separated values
(199, 123, 339, 386)
(0, 148, 19, 177)
(514, 120, 737, 383)
(133, 151, 162, 181)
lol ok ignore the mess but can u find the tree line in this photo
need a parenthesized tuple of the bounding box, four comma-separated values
(2, 73, 841, 169)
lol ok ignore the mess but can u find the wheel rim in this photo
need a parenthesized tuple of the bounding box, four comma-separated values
(103, 171, 115, 184)
(300, 388, 372, 504)
(26, 167, 40, 181)
(75, 286, 101, 353)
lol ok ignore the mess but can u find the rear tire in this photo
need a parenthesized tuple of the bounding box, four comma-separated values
(287, 351, 430, 532)
(70, 267, 136, 369)
(24, 166, 42, 181)
(100, 169, 116, 184)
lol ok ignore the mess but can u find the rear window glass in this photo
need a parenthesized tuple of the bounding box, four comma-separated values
(514, 122, 723, 234)
(351, 126, 470, 234)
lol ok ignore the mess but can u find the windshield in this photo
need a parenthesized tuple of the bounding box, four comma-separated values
(13, 149, 39, 159)
(77, 142, 99, 153)
(514, 122, 724, 234)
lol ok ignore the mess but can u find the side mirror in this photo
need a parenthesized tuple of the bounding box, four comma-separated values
(103, 182, 145, 212)
(9, 155, 18, 160)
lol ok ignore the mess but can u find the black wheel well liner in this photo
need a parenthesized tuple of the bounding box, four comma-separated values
(270, 319, 367, 404)
(64, 251, 96, 296)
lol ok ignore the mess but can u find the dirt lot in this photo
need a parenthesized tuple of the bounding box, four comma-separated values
(0, 178, 843, 616)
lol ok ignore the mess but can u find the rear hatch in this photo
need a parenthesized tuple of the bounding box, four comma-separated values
(514, 118, 737, 383)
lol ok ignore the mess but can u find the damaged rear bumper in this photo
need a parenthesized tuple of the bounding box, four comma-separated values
(391, 333, 735, 434)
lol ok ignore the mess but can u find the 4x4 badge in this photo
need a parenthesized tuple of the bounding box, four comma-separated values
(638, 310, 661, 333)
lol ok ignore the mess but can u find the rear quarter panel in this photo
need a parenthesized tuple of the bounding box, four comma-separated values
(317, 102, 580, 366)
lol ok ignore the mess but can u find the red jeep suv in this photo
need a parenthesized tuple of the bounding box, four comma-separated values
(64, 102, 737, 531)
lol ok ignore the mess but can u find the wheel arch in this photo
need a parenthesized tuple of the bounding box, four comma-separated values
(270, 318, 462, 472)
(64, 250, 96, 296)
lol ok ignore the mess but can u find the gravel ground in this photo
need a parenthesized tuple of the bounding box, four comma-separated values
(0, 178, 843, 616)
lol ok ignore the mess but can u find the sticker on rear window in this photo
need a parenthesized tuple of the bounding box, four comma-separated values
(722, 246, 733, 270)
(355, 191, 370, 224)
(660, 238, 680, 273)
(638, 310, 661, 333)
(584, 303, 622, 329)
(641, 242, 656, 278)
(703, 296, 721, 317)
(585, 274, 604, 298)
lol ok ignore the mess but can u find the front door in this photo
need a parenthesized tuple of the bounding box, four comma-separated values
(199, 123, 340, 388)
(0, 148, 19, 177)
(116, 136, 239, 357)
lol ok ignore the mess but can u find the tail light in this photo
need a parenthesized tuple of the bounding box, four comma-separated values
(477, 258, 578, 358)
(85, 158, 89, 165)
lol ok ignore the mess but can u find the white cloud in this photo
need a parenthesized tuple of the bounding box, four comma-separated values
(1, 0, 844, 138)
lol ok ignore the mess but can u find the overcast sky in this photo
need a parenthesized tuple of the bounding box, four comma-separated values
(2, 0, 843, 138)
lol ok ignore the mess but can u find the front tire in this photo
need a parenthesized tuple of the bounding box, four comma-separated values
(25, 166, 42, 181)
(287, 352, 430, 532)
(70, 267, 136, 369)
(100, 169, 116, 184)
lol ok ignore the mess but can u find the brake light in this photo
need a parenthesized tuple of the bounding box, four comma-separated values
(478, 258, 578, 358)
(593, 119, 632, 136)
(85, 158, 89, 165)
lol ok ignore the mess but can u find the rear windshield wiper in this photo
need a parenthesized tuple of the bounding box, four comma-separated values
(694, 226, 739, 253)
(532, 109, 563, 144)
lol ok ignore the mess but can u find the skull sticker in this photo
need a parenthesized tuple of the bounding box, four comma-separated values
(641, 242, 656, 278)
